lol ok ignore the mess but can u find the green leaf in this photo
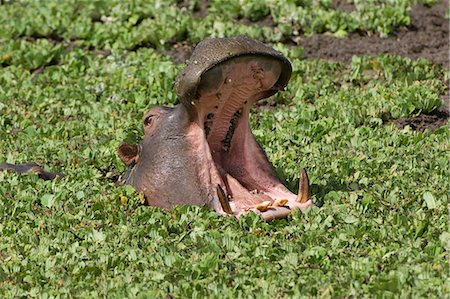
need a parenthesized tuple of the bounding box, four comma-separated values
(344, 215, 358, 224)
(40, 194, 54, 208)
(91, 229, 105, 243)
(423, 191, 437, 209)
(415, 220, 429, 239)
(439, 232, 450, 250)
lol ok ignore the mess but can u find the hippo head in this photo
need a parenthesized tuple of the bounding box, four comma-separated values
(118, 36, 313, 221)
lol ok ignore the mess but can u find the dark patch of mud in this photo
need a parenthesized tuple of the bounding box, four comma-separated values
(238, 14, 275, 27)
(297, 1, 449, 67)
(22, 32, 64, 44)
(128, 41, 156, 52)
(177, 0, 209, 18)
(331, 0, 355, 12)
(91, 49, 112, 58)
(397, 92, 450, 133)
(390, 110, 449, 132)
(193, 0, 209, 18)
(167, 41, 193, 64)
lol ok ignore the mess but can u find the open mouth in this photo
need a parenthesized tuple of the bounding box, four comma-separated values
(185, 55, 312, 219)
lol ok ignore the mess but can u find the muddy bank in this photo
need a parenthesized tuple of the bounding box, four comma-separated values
(298, 1, 449, 67)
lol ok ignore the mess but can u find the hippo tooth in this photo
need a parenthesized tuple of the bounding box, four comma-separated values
(297, 168, 310, 203)
(272, 198, 288, 207)
(216, 185, 233, 214)
(255, 201, 272, 212)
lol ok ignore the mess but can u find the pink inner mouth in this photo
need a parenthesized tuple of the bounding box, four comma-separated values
(187, 56, 305, 216)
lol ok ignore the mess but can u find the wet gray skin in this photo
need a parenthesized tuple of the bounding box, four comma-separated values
(118, 36, 314, 221)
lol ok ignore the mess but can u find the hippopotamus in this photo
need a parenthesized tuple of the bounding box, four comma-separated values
(117, 36, 314, 221)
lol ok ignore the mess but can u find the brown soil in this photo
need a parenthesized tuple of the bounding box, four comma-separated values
(298, 1, 449, 67)
(169, 40, 194, 65)
(177, 0, 209, 18)
(238, 15, 275, 27)
(331, 0, 356, 12)
(390, 110, 449, 132)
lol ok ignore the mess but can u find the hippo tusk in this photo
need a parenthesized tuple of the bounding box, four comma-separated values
(297, 168, 310, 203)
(216, 184, 233, 214)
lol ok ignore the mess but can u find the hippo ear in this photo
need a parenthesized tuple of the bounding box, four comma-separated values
(117, 144, 140, 166)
